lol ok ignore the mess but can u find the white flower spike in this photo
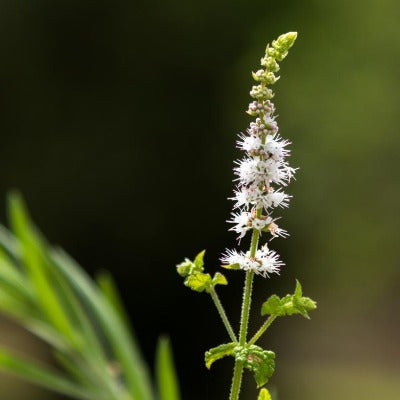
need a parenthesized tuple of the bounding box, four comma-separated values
(222, 33, 298, 278)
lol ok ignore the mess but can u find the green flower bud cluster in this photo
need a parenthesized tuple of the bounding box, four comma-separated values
(253, 32, 298, 99)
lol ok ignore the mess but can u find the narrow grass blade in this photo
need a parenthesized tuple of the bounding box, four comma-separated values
(96, 270, 133, 334)
(0, 348, 95, 400)
(51, 248, 154, 400)
(156, 337, 181, 400)
(8, 193, 78, 345)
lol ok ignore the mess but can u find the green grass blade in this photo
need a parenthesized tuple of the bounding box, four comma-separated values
(0, 348, 96, 400)
(51, 248, 154, 400)
(8, 192, 78, 345)
(96, 270, 133, 334)
(156, 337, 181, 400)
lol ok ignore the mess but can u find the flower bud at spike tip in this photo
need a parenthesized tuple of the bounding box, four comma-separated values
(276, 32, 298, 50)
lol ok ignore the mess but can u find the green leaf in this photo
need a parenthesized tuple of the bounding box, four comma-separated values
(221, 263, 240, 270)
(156, 336, 181, 400)
(204, 343, 236, 369)
(193, 250, 205, 271)
(234, 345, 275, 388)
(51, 248, 154, 400)
(212, 272, 227, 287)
(184, 272, 212, 292)
(261, 281, 316, 319)
(258, 388, 272, 400)
(260, 295, 283, 316)
(96, 270, 133, 334)
(294, 279, 302, 298)
(8, 192, 79, 345)
(0, 347, 95, 400)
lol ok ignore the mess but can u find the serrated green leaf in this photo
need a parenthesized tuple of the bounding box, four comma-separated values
(221, 263, 240, 270)
(193, 250, 205, 271)
(156, 336, 181, 400)
(234, 345, 275, 387)
(261, 281, 316, 319)
(204, 343, 236, 369)
(212, 272, 227, 287)
(261, 295, 284, 316)
(258, 388, 272, 400)
(184, 272, 212, 292)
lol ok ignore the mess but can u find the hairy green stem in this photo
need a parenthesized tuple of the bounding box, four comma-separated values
(209, 287, 238, 343)
(248, 315, 277, 346)
(229, 362, 244, 400)
(229, 226, 260, 400)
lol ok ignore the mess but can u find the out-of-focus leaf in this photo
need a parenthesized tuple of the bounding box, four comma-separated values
(156, 337, 181, 400)
(50, 248, 154, 400)
(0, 348, 95, 400)
(8, 192, 78, 345)
(258, 387, 272, 400)
(96, 270, 133, 334)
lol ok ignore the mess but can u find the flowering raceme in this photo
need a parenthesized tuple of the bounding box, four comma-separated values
(222, 33, 298, 277)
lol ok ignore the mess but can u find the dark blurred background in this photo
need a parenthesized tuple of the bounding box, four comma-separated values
(0, 0, 400, 399)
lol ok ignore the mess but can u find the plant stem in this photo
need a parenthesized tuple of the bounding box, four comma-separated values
(248, 315, 277, 346)
(229, 227, 260, 400)
(209, 287, 238, 343)
(229, 362, 244, 400)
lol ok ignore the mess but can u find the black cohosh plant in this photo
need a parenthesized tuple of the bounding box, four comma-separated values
(177, 32, 317, 400)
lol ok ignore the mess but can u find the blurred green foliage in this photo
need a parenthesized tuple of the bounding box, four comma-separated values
(0, 193, 180, 400)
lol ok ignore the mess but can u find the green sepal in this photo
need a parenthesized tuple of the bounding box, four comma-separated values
(184, 272, 212, 293)
(258, 388, 272, 400)
(221, 263, 240, 270)
(212, 272, 227, 287)
(204, 342, 236, 369)
(234, 345, 275, 388)
(261, 280, 317, 319)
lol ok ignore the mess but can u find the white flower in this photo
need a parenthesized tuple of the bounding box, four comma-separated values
(228, 211, 251, 239)
(268, 221, 289, 239)
(251, 216, 271, 231)
(263, 135, 291, 160)
(232, 186, 291, 210)
(237, 134, 262, 153)
(234, 158, 295, 187)
(256, 247, 284, 276)
(221, 246, 283, 277)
